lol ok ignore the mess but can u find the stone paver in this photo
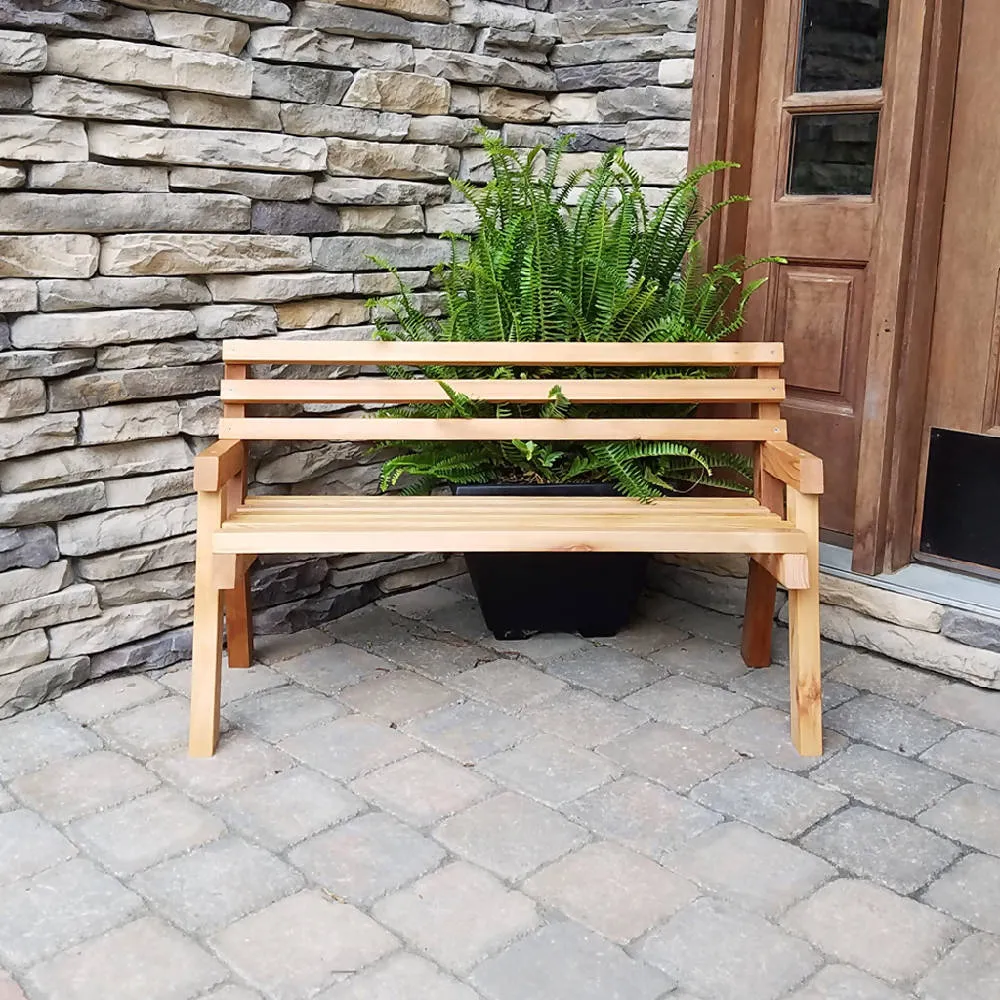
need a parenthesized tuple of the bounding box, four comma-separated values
(811, 743, 957, 817)
(350, 751, 494, 827)
(781, 879, 963, 984)
(26, 916, 227, 1000)
(216, 767, 364, 850)
(918, 933, 1000, 1000)
(212, 890, 398, 1000)
(131, 836, 304, 934)
(478, 733, 619, 806)
(826, 694, 954, 756)
(288, 812, 445, 905)
(522, 841, 697, 944)
(640, 896, 822, 1000)
(472, 921, 672, 1000)
(665, 822, 835, 916)
(373, 861, 539, 974)
(434, 791, 587, 880)
(802, 806, 961, 893)
(690, 758, 847, 839)
(626, 674, 753, 731)
(922, 853, 1000, 934)
(6, 606, 1000, 1000)
(600, 721, 738, 792)
(921, 728, 1000, 789)
(919, 783, 1000, 856)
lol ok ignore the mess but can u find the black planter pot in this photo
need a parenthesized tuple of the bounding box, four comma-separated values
(456, 483, 649, 640)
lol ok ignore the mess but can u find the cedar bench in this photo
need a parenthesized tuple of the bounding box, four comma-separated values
(189, 339, 824, 757)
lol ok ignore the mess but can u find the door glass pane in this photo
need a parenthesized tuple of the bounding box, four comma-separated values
(797, 0, 890, 92)
(788, 112, 879, 195)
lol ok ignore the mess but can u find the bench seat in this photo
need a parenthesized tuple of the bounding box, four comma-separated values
(213, 495, 810, 555)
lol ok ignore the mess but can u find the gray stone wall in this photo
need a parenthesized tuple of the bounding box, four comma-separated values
(0, 0, 699, 715)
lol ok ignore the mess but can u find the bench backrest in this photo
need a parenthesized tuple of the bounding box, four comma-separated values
(218, 339, 786, 443)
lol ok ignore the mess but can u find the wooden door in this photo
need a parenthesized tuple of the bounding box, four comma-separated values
(917, 0, 1000, 564)
(744, 0, 889, 536)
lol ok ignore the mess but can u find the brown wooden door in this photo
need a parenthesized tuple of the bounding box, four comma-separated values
(917, 0, 1000, 560)
(743, 0, 890, 536)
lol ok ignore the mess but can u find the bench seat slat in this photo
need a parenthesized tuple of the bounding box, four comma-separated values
(223, 339, 784, 367)
(221, 378, 785, 405)
(219, 416, 787, 442)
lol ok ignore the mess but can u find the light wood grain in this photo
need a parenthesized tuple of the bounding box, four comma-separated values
(750, 551, 810, 590)
(193, 439, 245, 493)
(223, 339, 785, 366)
(761, 440, 824, 494)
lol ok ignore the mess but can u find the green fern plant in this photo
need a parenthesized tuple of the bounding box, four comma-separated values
(370, 135, 774, 499)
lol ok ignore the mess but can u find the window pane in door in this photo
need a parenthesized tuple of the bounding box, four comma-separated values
(788, 112, 879, 195)
(797, 0, 890, 93)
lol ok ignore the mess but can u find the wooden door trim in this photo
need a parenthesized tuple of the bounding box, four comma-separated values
(692, 0, 962, 574)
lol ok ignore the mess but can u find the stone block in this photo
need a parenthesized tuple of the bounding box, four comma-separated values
(821, 573, 944, 631)
(640, 897, 819, 1000)
(802, 806, 959, 893)
(0, 629, 48, 674)
(373, 860, 538, 973)
(57, 493, 193, 556)
(280, 102, 410, 140)
(30, 74, 168, 122)
(417, 48, 556, 92)
(288, 811, 444, 904)
(178, 394, 219, 434)
(713, 705, 848, 771)
(57, 672, 165, 724)
(0, 29, 45, 73)
(91, 694, 201, 761)
(12, 307, 196, 348)
(216, 766, 363, 850)
(293, 0, 475, 50)
(166, 91, 282, 131)
(344, 69, 450, 114)
(451, 658, 565, 712)
(275, 297, 366, 328)
(0, 707, 99, 780)
(49, 598, 192, 657)
(941, 607, 1000, 651)
(0, 378, 45, 420)
(625, 675, 751, 732)
(556, 62, 659, 91)
(89, 122, 326, 173)
(0, 583, 100, 640)
(452, 0, 536, 31)
(312, 234, 451, 270)
(193, 302, 277, 338)
(0, 163, 22, 188)
(922, 726, 1000, 789)
(248, 25, 412, 70)
(826, 692, 954, 755)
(251, 200, 340, 234)
(0, 234, 98, 278)
(251, 61, 351, 104)
(626, 117, 692, 148)
(626, 149, 689, 186)
(133, 836, 303, 934)
(922, 853, 1000, 934)
(0, 560, 70, 606)
(828, 652, 947, 706)
(76, 533, 194, 581)
(212, 890, 397, 998)
(408, 115, 478, 146)
(0, 657, 90, 720)
(0, 113, 87, 162)
(149, 11, 250, 54)
(558, 2, 698, 42)
(207, 270, 352, 301)
(325, 136, 459, 180)
(116, 0, 291, 22)
(524, 687, 647, 747)
(46, 36, 252, 97)
(90, 625, 192, 676)
(340, 0, 450, 21)
(100, 233, 311, 275)
(479, 84, 549, 122)
(29, 162, 169, 193)
(659, 57, 696, 86)
(403, 698, 534, 761)
(781, 878, 962, 985)
(25, 916, 227, 1000)
(0, 437, 192, 493)
(50, 364, 221, 410)
(548, 91, 600, 123)
(0, 809, 77, 888)
(553, 31, 694, 68)
(0, 75, 30, 110)
(920, 782, 1000, 855)
(917, 933, 1000, 1000)
(547, 643, 668, 697)
(788, 966, 913, 1000)
(169, 165, 312, 201)
(102, 470, 190, 507)
(313, 175, 448, 205)
(0, 525, 60, 571)
(475, 921, 671, 1000)
(339, 670, 456, 723)
(39, 275, 209, 312)
(597, 85, 692, 122)
(923, 682, 1000, 733)
(322, 954, 476, 1000)
(812, 743, 956, 818)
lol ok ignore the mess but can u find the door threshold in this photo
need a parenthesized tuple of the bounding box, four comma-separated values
(819, 543, 1000, 619)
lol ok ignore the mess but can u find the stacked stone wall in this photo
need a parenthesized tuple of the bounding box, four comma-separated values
(0, 0, 699, 714)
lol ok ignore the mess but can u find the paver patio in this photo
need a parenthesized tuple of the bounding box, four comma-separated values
(1, 577, 999, 1000)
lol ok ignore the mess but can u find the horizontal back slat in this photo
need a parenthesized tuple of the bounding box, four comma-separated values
(219, 416, 787, 442)
(223, 339, 784, 367)
(221, 377, 786, 405)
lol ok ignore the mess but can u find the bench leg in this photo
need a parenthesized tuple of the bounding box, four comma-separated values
(787, 488, 823, 757)
(741, 559, 777, 668)
(190, 491, 224, 758)
(224, 572, 254, 670)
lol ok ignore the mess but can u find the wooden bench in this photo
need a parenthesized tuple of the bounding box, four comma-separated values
(189, 338, 824, 758)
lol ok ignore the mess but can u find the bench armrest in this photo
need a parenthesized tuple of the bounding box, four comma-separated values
(760, 441, 824, 495)
(194, 440, 245, 492)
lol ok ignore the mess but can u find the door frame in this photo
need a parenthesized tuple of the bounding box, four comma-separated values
(691, 0, 962, 574)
